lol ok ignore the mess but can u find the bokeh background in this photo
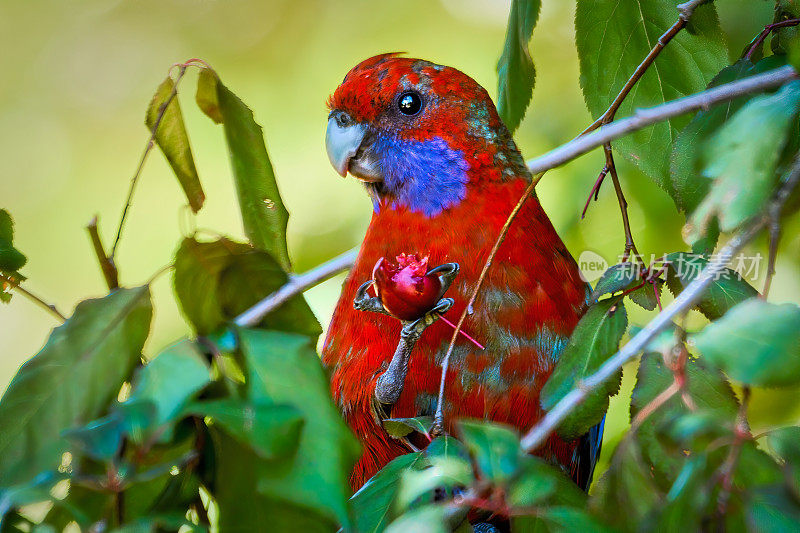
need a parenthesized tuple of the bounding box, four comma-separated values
(3, 0, 798, 474)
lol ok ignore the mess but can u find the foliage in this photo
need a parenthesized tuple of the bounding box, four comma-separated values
(2, 1, 800, 531)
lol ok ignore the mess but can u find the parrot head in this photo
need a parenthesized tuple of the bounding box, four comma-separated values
(326, 54, 529, 217)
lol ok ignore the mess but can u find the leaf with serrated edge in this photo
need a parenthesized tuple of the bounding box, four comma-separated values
(458, 420, 521, 483)
(630, 353, 738, 480)
(197, 71, 291, 270)
(127, 339, 210, 429)
(0, 287, 152, 486)
(146, 77, 204, 213)
(383, 416, 433, 439)
(576, 0, 728, 191)
(664, 252, 758, 320)
(240, 329, 359, 529)
(592, 263, 641, 301)
(541, 298, 627, 439)
(687, 80, 800, 242)
(172, 237, 320, 337)
(692, 299, 800, 387)
(496, 0, 542, 132)
(350, 452, 427, 533)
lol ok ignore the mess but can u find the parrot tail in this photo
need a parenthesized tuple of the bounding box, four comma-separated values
(572, 416, 606, 492)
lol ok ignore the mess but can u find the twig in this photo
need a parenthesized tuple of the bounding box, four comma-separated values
(87, 216, 119, 290)
(431, 172, 546, 434)
(520, 155, 800, 452)
(0, 273, 66, 322)
(604, 146, 640, 260)
(629, 381, 680, 434)
(744, 19, 800, 61)
(581, 165, 609, 218)
(234, 247, 359, 327)
(716, 386, 752, 515)
(581, 0, 706, 136)
(580, 0, 712, 263)
(525, 66, 798, 175)
(110, 65, 188, 259)
(765, 154, 800, 299)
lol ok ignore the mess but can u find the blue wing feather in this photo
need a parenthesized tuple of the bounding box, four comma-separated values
(571, 415, 605, 491)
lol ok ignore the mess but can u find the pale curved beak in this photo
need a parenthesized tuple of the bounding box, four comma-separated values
(326, 113, 366, 178)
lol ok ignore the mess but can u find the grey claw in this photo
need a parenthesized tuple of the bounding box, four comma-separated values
(353, 280, 391, 315)
(427, 262, 459, 293)
(400, 298, 455, 341)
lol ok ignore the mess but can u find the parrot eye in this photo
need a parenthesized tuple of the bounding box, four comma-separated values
(397, 91, 422, 116)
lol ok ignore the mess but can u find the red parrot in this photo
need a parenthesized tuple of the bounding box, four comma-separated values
(322, 54, 602, 492)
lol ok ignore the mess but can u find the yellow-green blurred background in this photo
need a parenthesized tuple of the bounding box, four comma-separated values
(3, 0, 799, 467)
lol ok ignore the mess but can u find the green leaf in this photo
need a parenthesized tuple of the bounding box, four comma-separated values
(591, 263, 641, 301)
(652, 454, 710, 532)
(197, 68, 291, 270)
(692, 299, 800, 387)
(508, 456, 586, 509)
(187, 399, 303, 460)
(110, 514, 205, 533)
(0, 472, 64, 523)
(350, 452, 427, 533)
(628, 280, 663, 311)
(195, 68, 222, 124)
(591, 441, 661, 529)
(127, 339, 210, 429)
(496, 0, 542, 132)
(540, 298, 627, 439)
(630, 353, 739, 479)
(670, 57, 788, 217)
(425, 436, 470, 463)
(0, 286, 152, 486)
(0, 209, 27, 276)
(686, 80, 800, 242)
(397, 457, 473, 511)
(385, 505, 447, 533)
(664, 252, 759, 320)
(383, 416, 433, 440)
(172, 237, 320, 337)
(62, 413, 125, 461)
(145, 77, 204, 213)
(457, 420, 521, 483)
(240, 328, 359, 529)
(768, 426, 800, 488)
(746, 485, 800, 532)
(530, 507, 613, 532)
(576, 0, 728, 190)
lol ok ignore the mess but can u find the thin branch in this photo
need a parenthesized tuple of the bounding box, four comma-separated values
(110, 65, 188, 259)
(520, 155, 800, 453)
(581, 0, 704, 135)
(525, 66, 798, 176)
(766, 154, 800, 298)
(716, 386, 752, 515)
(87, 216, 119, 290)
(604, 146, 640, 260)
(629, 381, 680, 434)
(0, 273, 66, 322)
(234, 247, 359, 327)
(763, 217, 781, 298)
(744, 19, 800, 61)
(431, 172, 546, 435)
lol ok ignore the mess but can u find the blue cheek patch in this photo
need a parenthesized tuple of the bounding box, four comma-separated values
(373, 133, 470, 217)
